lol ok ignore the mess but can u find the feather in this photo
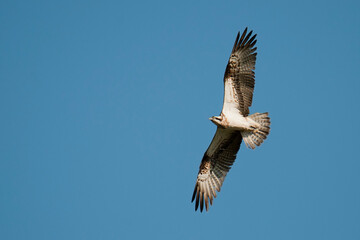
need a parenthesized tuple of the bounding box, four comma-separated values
(223, 28, 257, 116)
(191, 128, 242, 212)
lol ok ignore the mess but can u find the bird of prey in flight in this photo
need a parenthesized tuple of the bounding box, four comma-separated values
(191, 28, 271, 212)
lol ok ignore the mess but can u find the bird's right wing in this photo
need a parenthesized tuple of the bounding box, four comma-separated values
(191, 128, 242, 212)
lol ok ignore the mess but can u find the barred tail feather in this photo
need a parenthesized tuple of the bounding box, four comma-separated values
(242, 112, 270, 149)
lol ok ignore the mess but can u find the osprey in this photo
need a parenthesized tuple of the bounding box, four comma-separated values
(191, 28, 271, 212)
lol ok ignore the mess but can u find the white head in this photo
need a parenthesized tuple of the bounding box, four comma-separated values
(209, 116, 223, 126)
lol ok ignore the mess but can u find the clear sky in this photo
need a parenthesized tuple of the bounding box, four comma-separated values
(1, 0, 360, 239)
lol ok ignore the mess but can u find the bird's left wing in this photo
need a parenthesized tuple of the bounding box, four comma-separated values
(192, 128, 242, 212)
(222, 28, 257, 116)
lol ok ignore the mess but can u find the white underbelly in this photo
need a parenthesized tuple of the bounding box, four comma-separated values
(224, 112, 255, 130)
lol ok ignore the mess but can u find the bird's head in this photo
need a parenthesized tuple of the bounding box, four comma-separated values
(209, 116, 223, 126)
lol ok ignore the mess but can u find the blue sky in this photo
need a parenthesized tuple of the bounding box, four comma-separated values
(1, 0, 360, 239)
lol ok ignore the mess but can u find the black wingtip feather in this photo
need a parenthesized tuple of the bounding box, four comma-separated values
(242, 30, 253, 46)
(205, 199, 209, 212)
(246, 34, 257, 48)
(243, 27, 248, 35)
(200, 192, 204, 212)
(191, 185, 197, 202)
(195, 186, 200, 211)
(232, 32, 240, 53)
(250, 40, 257, 49)
(237, 28, 248, 47)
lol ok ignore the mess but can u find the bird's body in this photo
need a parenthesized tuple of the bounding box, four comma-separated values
(210, 112, 259, 131)
(191, 28, 271, 212)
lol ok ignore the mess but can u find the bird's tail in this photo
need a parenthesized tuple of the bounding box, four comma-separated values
(241, 112, 271, 149)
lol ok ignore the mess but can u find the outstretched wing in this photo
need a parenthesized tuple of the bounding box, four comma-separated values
(191, 128, 242, 212)
(222, 28, 257, 116)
